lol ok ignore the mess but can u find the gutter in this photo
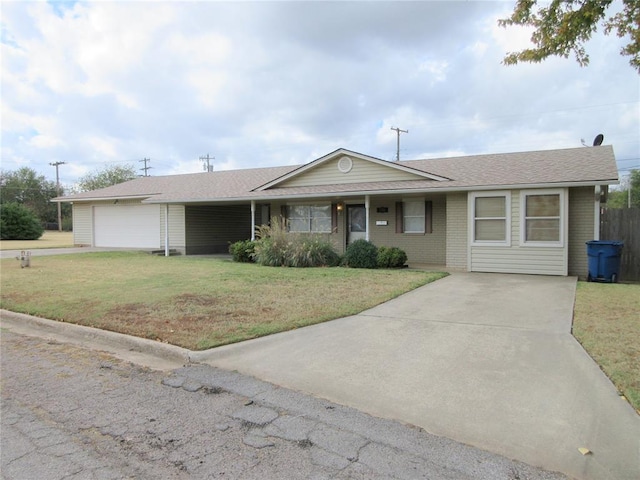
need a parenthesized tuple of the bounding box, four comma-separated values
(51, 194, 157, 203)
(139, 179, 620, 205)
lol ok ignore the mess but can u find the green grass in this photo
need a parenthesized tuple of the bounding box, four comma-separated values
(4, 250, 634, 412)
(0, 231, 74, 250)
(0, 251, 447, 350)
(573, 282, 640, 412)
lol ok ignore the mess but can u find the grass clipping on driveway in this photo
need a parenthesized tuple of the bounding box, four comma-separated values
(573, 282, 640, 413)
(0, 251, 446, 350)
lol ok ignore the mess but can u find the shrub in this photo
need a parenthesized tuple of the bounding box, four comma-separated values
(253, 217, 340, 267)
(288, 236, 341, 268)
(377, 246, 408, 268)
(343, 239, 378, 269)
(229, 239, 256, 263)
(253, 218, 290, 267)
(0, 202, 44, 240)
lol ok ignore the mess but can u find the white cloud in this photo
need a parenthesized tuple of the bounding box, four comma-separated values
(489, 10, 536, 54)
(417, 59, 449, 85)
(29, 134, 64, 149)
(0, 0, 637, 185)
(85, 136, 119, 159)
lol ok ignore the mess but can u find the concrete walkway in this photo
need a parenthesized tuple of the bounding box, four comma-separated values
(193, 273, 640, 480)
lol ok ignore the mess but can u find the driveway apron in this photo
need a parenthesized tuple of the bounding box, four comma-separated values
(196, 273, 639, 480)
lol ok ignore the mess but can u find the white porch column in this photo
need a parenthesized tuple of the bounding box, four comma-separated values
(251, 201, 256, 241)
(164, 204, 170, 257)
(593, 186, 601, 240)
(365, 195, 370, 241)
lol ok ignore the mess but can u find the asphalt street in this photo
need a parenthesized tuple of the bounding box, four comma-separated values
(0, 330, 567, 480)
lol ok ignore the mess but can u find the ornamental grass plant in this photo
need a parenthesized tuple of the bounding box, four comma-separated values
(252, 217, 340, 267)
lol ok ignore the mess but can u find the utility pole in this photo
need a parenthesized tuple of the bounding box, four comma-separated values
(390, 127, 408, 161)
(200, 153, 214, 172)
(139, 158, 152, 177)
(49, 161, 65, 231)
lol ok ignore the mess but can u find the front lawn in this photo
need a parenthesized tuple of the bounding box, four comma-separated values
(0, 231, 74, 250)
(573, 282, 640, 412)
(0, 251, 446, 350)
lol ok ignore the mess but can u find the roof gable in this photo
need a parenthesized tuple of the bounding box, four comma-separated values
(253, 149, 448, 191)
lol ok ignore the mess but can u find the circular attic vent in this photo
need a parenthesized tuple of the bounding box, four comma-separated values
(338, 156, 353, 173)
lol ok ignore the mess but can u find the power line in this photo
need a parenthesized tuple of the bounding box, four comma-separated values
(200, 153, 214, 172)
(390, 127, 408, 162)
(139, 158, 152, 176)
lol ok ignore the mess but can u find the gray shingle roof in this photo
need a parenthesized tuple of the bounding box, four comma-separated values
(56, 146, 618, 204)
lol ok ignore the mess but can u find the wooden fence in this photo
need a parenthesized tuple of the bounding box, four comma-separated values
(600, 208, 640, 282)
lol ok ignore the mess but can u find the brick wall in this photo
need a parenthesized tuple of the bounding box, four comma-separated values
(369, 195, 446, 264)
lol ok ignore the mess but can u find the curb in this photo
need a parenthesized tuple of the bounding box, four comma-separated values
(0, 310, 191, 367)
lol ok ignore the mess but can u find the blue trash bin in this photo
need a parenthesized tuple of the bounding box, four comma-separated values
(586, 240, 624, 283)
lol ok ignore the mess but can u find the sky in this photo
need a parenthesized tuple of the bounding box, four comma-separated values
(1, 0, 639, 192)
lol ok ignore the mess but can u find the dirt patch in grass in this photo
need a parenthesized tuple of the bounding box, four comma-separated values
(0, 251, 447, 350)
(573, 282, 640, 412)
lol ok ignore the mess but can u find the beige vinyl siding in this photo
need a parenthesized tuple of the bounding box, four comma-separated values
(445, 193, 468, 269)
(470, 247, 566, 274)
(160, 205, 186, 251)
(568, 187, 595, 278)
(72, 204, 92, 246)
(470, 190, 568, 275)
(279, 157, 428, 187)
(369, 196, 446, 265)
(185, 205, 252, 254)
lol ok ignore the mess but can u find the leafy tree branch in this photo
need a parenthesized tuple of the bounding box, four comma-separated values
(499, 0, 640, 73)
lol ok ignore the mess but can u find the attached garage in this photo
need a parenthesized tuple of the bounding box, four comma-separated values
(94, 204, 161, 249)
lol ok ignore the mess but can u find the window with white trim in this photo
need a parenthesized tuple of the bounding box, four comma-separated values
(286, 204, 332, 233)
(471, 192, 510, 245)
(521, 190, 563, 245)
(403, 200, 425, 233)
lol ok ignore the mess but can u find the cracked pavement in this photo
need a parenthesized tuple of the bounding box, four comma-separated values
(1, 331, 567, 479)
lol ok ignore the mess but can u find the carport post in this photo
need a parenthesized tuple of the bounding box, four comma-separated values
(593, 185, 601, 241)
(251, 201, 256, 241)
(365, 195, 370, 241)
(165, 204, 170, 257)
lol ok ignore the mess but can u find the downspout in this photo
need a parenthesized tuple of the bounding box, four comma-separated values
(594, 186, 601, 241)
(165, 204, 170, 257)
(251, 201, 256, 241)
(365, 195, 370, 242)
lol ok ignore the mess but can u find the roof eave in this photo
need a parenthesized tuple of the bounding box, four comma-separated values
(142, 179, 619, 204)
(52, 194, 157, 203)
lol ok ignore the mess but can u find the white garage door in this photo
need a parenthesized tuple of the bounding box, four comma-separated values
(94, 205, 161, 248)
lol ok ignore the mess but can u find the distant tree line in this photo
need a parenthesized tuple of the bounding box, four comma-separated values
(0, 164, 138, 240)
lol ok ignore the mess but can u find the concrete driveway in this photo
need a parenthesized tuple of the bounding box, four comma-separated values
(195, 273, 640, 480)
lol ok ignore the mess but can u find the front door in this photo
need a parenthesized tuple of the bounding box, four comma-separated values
(347, 205, 366, 245)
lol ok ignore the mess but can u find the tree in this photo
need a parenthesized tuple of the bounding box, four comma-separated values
(606, 169, 640, 208)
(0, 167, 59, 224)
(0, 202, 45, 240)
(75, 164, 138, 193)
(499, 0, 640, 73)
